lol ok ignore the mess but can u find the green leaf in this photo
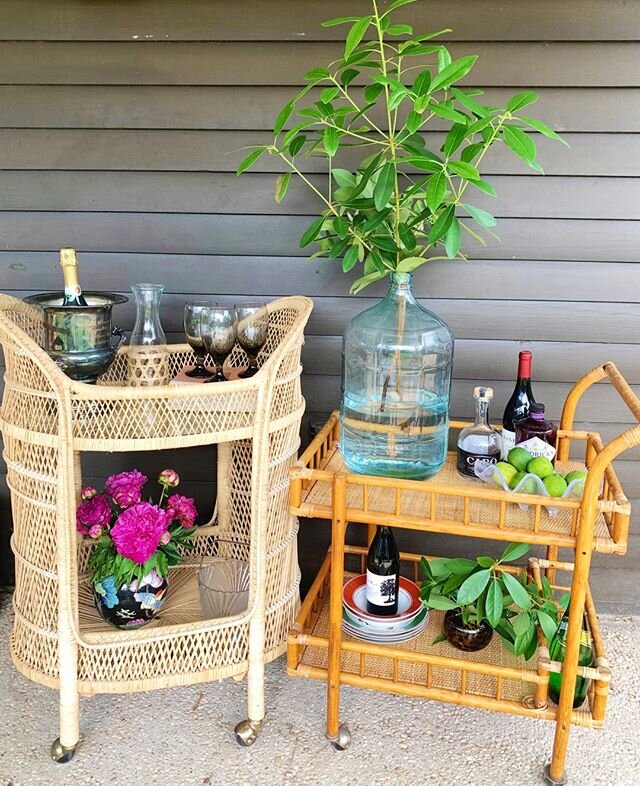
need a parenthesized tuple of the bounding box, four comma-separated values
(437, 46, 452, 73)
(445, 558, 478, 574)
(426, 171, 446, 211)
(333, 215, 349, 239)
(428, 204, 455, 244)
(274, 172, 291, 204)
(364, 82, 385, 103)
(396, 255, 427, 273)
(507, 91, 539, 113)
(370, 234, 398, 253)
(320, 86, 339, 103)
(462, 203, 497, 227)
(444, 217, 461, 257)
(345, 16, 372, 60)
(406, 156, 442, 173)
(412, 70, 432, 96)
(398, 223, 417, 251)
(426, 594, 460, 611)
(500, 542, 531, 563)
(363, 210, 390, 232)
(349, 270, 386, 295)
(304, 67, 330, 80)
(442, 123, 467, 157)
(328, 237, 349, 259)
(512, 611, 531, 637)
(299, 216, 325, 248)
(501, 571, 533, 610)
(432, 633, 448, 645)
(387, 23, 413, 35)
(382, 0, 418, 14)
(518, 116, 569, 147)
(406, 110, 422, 134)
(476, 557, 495, 569)
(288, 134, 306, 157)
(342, 244, 359, 272)
(486, 579, 504, 627)
(470, 178, 497, 197)
(430, 102, 468, 124)
(373, 161, 396, 211)
(274, 102, 294, 136)
(340, 68, 360, 87)
(452, 88, 490, 118)
(448, 160, 480, 181)
(537, 610, 559, 643)
(323, 127, 340, 157)
(236, 147, 267, 175)
(321, 16, 361, 28)
(333, 171, 356, 191)
(503, 125, 537, 163)
(457, 569, 491, 606)
(419, 556, 433, 579)
(388, 88, 409, 111)
(430, 55, 478, 93)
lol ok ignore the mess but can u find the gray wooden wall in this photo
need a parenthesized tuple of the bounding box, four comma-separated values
(0, 0, 638, 608)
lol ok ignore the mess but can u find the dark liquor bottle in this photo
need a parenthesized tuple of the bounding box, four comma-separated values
(365, 526, 400, 616)
(515, 402, 558, 463)
(501, 350, 535, 459)
(60, 248, 88, 307)
(457, 386, 501, 478)
(548, 603, 594, 708)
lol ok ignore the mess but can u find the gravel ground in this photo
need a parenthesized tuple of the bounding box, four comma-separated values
(0, 592, 637, 786)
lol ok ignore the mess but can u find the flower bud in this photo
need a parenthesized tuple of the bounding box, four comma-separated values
(158, 469, 180, 488)
(160, 531, 171, 546)
(81, 486, 98, 500)
(88, 524, 103, 539)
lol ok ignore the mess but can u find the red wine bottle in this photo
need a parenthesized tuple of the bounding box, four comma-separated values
(365, 526, 400, 616)
(501, 351, 535, 459)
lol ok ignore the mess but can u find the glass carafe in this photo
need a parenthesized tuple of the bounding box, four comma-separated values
(340, 272, 454, 480)
(128, 283, 169, 386)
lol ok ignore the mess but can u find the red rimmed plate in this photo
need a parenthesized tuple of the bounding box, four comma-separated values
(342, 574, 422, 622)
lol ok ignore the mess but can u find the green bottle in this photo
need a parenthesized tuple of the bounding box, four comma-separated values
(548, 603, 594, 708)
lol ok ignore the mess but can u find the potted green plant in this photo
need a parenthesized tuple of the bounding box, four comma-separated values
(238, 0, 566, 480)
(420, 543, 566, 657)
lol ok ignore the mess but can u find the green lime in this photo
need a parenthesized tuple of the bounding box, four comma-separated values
(493, 461, 518, 487)
(527, 456, 554, 480)
(564, 470, 587, 485)
(543, 473, 568, 497)
(509, 470, 526, 490)
(507, 446, 533, 473)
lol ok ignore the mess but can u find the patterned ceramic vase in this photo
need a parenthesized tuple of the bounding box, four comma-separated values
(93, 569, 168, 629)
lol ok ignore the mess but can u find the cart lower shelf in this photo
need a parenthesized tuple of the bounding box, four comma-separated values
(287, 551, 608, 730)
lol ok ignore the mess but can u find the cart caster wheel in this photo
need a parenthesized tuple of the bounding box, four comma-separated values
(328, 724, 351, 751)
(50, 738, 78, 763)
(543, 763, 567, 785)
(234, 719, 263, 747)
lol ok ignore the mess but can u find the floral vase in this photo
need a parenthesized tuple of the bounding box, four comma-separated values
(340, 272, 454, 480)
(93, 569, 168, 629)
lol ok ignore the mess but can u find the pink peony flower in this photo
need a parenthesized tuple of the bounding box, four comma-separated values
(81, 486, 97, 500)
(105, 470, 147, 509)
(110, 502, 170, 564)
(76, 494, 112, 535)
(165, 494, 198, 529)
(158, 468, 180, 488)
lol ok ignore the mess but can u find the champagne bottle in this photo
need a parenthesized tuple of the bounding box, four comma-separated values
(501, 350, 535, 458)
(365, 526, 400, 616)
(60, 248, 88, 307)
(548, 603, 594, 708)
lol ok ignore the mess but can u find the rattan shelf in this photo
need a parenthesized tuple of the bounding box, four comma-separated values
(0, 292, 312, 759)
(287, 363, 639, 784)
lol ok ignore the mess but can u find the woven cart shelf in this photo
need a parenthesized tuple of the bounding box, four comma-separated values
(0, 292, 312, 758)
(288, 364, 639, 783)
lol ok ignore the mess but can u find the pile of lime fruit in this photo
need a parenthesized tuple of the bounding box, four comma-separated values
(493, 447, 587, 497)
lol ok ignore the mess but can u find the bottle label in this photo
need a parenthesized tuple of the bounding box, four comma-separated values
(457, 447, 498, 478)
(517, 436, 556, 461)
(501, 429, 516, 459)
(365, 570, 398, 606)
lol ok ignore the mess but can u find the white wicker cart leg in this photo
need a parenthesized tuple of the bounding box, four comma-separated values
(51, 624, 80, 763)
(235, 615, 265, 746)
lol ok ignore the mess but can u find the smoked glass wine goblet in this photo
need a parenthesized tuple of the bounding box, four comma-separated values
(184, 301, 215, 379)
(235, 302, 269, 378)
(200, 306, 237, 383)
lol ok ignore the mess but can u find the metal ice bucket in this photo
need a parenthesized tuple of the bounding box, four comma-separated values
(24, 291, 128, 382)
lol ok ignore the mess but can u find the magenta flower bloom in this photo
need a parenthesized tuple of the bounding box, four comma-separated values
(165, 494, 198, 529)
(81, 486, 97, 500)
(158, 468, 180, 488)
(76, 494, 112, 535)
(110, 502, 170, 565)
(105, 470, 147, 509)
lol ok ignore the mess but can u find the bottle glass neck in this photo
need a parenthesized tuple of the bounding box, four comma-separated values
(474, 398, 490, 427)
(386, 272, 416, 305)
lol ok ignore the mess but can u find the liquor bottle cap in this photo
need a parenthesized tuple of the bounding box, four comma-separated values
(473, 386, 493, 400)
(530, 403, 545, 414)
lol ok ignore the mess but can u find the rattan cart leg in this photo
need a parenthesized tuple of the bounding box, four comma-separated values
(326, 473, 350, 750)
(235, 615, 265, 747)
(51, 614, 80, 762)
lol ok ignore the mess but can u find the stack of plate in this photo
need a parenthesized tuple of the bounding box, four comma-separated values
(342, 574, 428, 644)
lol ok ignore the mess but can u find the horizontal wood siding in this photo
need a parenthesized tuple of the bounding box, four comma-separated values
(0, 0, 638, 605)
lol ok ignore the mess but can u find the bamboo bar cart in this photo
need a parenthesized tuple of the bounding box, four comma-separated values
(0, 293, 312, 761)
(288, 363, 638, 784)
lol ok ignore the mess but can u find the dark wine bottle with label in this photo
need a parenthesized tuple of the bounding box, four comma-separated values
(60, 247, 88, 307)
(501, 350, 535, 459)
(365, 526, 400, 616)
(548, 602, 594, 708)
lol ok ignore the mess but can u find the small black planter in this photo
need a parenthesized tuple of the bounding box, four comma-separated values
(443, 609, 493, 652)
(93, 571, 168, 630)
